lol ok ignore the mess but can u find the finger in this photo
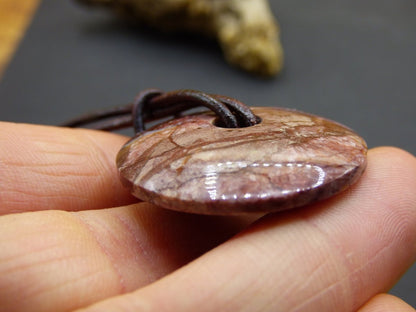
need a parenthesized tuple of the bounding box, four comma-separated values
(0, 203, 255, 312)
(0, 122, 136, 214)
(76, 147, 416, 312)
(357, 294, 415, 312)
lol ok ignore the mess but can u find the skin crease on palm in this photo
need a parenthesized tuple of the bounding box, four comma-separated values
(0, 122, 415, 312)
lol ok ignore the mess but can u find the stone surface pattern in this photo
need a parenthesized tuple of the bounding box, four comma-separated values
(117, 107, 367, 214)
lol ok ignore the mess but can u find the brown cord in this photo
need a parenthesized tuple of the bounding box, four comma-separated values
(62, 89, 260, 133)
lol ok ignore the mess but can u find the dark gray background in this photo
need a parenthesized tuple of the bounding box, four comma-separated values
(0, 0, 415, 306)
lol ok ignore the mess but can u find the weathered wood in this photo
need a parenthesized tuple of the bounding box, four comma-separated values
(0, 0, 40, 78)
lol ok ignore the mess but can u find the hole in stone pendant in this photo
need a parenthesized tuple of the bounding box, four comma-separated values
(213, 115, 262, 128)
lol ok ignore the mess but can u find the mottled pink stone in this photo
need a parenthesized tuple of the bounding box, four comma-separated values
(117, 107, 367, 214)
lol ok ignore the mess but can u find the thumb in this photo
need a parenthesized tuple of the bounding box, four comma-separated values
(76, 147, 416, 312)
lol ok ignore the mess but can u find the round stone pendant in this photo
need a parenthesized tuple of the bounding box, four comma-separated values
(116, 107, 367, 215)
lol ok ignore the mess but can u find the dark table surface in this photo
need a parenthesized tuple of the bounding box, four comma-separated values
(0, 0, 415, 306)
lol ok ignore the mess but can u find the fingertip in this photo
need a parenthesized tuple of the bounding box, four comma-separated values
(366, 147, 416, 188)
(0, 122, 136, 213)
(362, 147, 416, 215)
(358, 293, 415, 312)
(369, 146, 416, 167)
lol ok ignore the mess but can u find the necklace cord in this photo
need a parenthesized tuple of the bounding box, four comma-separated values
(61, 89, 260, 133)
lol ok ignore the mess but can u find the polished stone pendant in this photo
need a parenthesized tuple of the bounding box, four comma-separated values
(64, 90, 367, 215)
(117, 107, 367, 214)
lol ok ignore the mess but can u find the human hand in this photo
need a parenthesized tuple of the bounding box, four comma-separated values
(1, 122, 415, 312)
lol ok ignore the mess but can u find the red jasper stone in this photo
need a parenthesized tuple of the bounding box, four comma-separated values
(117, 107, 367, 214)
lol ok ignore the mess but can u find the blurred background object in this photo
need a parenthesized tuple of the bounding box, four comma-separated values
(74, 0, 284, 77)
(0, 0, 40, 78)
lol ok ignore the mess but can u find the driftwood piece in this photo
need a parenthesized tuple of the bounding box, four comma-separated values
(76, 0, 284, 76)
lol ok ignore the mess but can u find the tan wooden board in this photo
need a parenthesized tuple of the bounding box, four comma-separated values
(0, 0, 40, 78)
